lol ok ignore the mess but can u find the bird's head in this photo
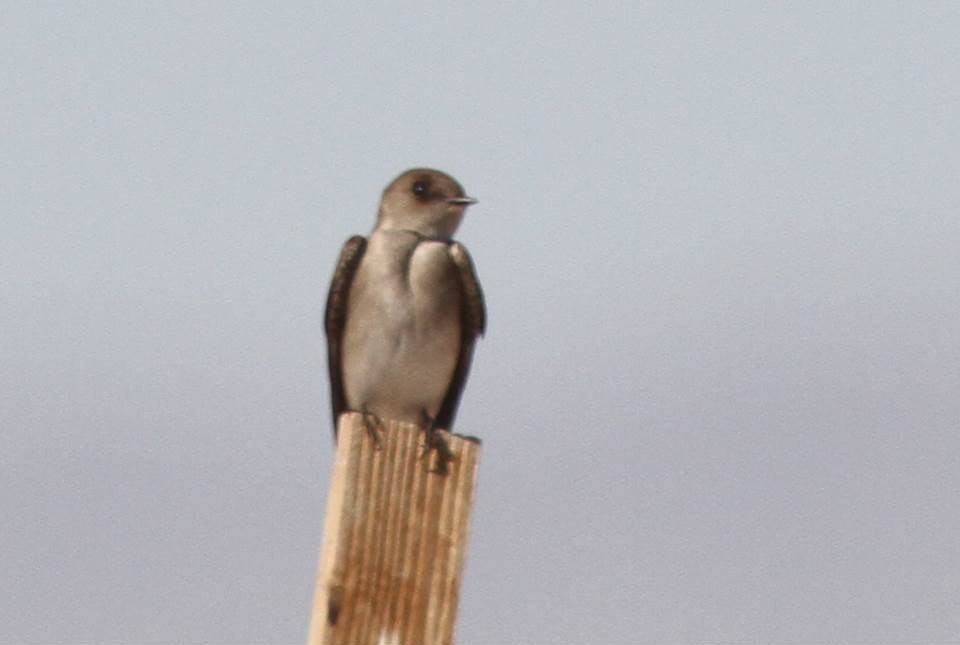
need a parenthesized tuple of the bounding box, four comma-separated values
(376, 168, 476, 239)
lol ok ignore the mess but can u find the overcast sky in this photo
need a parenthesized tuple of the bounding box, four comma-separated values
(3, 3, 959, 644)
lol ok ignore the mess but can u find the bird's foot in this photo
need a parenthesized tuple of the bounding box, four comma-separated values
(420, 410, 453, 475)
(361, 407, 383, 449)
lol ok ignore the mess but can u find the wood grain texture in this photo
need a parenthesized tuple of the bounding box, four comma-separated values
(308, 413, 481, 645)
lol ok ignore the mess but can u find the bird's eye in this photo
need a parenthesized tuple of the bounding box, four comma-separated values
(412, 180, 429, 197)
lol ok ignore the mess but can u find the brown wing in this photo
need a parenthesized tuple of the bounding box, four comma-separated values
(324, 235, 367, 438)
(435, 242, 486, 431)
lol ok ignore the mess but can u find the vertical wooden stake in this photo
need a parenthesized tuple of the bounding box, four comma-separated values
(308, 413, 481, 645)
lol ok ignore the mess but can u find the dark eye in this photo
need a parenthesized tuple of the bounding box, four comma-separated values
(412, 180, 429, 197)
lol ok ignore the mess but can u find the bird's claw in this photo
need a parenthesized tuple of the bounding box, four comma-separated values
(361, 408, 383, 448)
(420, 410, 453, 475)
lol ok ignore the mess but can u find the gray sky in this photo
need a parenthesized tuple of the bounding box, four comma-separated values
(3, 3, 960, 643)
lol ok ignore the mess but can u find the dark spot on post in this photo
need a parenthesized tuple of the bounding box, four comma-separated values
(327, 584, 344, 625)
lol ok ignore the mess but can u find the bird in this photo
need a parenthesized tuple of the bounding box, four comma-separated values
(324, 168, 485, 447)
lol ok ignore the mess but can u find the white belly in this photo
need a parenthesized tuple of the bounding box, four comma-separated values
(341, 232, 461, 424)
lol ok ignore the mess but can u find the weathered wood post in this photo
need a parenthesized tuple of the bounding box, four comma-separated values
(308, 412, 481, 645)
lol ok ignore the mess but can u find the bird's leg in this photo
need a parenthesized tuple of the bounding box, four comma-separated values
(420, 410, 453, 476)
(360, 405, 382, 448)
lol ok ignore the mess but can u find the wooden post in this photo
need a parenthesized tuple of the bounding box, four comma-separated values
(308, 412, 481, 645)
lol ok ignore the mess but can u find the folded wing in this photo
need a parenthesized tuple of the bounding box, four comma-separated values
(324, 235, 367, 437)
(435, 242, 486, 430)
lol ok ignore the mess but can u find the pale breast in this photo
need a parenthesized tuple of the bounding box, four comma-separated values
(342, 232, 463, 423)
(408, 241, 461, 322)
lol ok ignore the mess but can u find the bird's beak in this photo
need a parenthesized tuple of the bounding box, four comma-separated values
(447, 196, 477, 206)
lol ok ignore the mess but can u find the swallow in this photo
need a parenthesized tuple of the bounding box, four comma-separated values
(324, 168, 485, 453)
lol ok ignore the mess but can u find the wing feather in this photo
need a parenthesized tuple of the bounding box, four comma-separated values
(324, 235, 367, 437)
(435, 242, 486, 430)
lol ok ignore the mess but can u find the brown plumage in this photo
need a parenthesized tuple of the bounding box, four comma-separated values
(324, 169, 485, 439)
